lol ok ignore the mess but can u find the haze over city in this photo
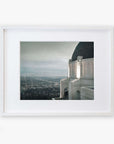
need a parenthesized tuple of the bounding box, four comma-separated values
(21, 42, 78, 77)
(20, 42, 78, 100)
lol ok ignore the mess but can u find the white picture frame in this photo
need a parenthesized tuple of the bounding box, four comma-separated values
(0, 25, 113, 116)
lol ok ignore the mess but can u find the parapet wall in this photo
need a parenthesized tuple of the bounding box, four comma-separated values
(69, 58, 94, 79)
(81, 58, 94, 79)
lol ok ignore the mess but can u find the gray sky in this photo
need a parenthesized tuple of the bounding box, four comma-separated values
(20, 42, 78, 77)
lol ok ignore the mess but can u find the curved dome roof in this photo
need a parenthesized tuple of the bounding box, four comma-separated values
(71, 42, 94, 61)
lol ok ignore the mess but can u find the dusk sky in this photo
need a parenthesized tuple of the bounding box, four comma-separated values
(20, 42, 78, 77)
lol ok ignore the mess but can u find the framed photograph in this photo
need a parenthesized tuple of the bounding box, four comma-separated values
(0, 26, 113, 116)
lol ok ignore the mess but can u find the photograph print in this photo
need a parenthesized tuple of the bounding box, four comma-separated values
(20, 42, 94, 100)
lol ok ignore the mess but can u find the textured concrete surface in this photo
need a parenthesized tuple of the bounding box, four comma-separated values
(60, 57, 94, 100)
(80, 86, 94, 100)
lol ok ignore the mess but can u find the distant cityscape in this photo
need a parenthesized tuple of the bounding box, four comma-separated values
(20, 42, 77, 100)
(21, 76, 65, 100)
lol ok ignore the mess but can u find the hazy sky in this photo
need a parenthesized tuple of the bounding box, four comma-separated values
(20, 42, 78, 77)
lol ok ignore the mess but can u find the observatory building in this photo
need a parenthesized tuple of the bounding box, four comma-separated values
(60, 42, 94, 100)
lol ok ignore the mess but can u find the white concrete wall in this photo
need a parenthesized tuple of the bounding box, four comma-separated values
(81, 58, 94, 79)
(69, 58, 94, 80)
(67, 58, 94, 100)
(69, 79, 80, 99)
(80, 79, 94, 86)
(80, 87, 94, 100)
(68, 79, 94, 100)
(69, 60, 78, 78)
(60, 78, 69, 98)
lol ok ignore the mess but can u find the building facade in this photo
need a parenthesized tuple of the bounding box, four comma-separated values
(60, 42, 94, 100)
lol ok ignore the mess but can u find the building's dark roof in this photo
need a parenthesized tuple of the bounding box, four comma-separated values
(71, 42, 94, 61)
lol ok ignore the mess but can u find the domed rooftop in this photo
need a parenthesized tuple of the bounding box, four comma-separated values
(71, 42, 94, 61)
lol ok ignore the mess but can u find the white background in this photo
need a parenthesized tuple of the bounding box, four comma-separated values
(0, 0, 114, 144)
